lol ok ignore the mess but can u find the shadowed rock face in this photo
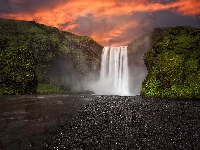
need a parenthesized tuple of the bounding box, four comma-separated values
(128, 33, 153, 95)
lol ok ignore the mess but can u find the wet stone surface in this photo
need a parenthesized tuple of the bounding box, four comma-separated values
(41, 95, 200, 150)
(0, 94, 91, 150)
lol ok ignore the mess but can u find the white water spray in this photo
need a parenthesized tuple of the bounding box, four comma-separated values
(95, 46, 130, 96)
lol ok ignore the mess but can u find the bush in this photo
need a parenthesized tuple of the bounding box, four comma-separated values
(0, 45, 38, 95)
(0, 18, 103, 94)
(36, 84, 64, 94)
(141, 26, 200, 98)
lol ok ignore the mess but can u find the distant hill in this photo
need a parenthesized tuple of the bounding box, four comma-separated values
(0, 18, 103, 94)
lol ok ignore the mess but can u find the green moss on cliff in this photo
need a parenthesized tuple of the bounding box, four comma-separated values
(36, 84, 64, 94)
(0, 18, 103, 94)
(141, 26, 200, 98)
(0, 41, 38, 94)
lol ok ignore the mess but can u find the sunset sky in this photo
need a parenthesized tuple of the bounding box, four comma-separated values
(0, 0, 200, 46)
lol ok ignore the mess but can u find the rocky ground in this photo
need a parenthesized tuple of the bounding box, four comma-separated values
(0, 94, 91, 150)
(40, 95, 200, 150)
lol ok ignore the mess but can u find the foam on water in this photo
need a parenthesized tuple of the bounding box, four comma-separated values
(96, 46, 131, 96)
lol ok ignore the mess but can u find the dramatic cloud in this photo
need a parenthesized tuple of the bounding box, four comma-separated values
(0, 0, 199, 46)
(170, 0, 200, 15)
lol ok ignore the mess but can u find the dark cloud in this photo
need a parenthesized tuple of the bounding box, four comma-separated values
(0, 0, 200, 46)
(0, 0, 12, 13)
(1, 0, 66, 13)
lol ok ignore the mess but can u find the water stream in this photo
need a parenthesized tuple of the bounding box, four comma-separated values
(97, 46, 131, 95)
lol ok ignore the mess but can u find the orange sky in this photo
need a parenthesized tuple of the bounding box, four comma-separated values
(0, 0, 200, 46)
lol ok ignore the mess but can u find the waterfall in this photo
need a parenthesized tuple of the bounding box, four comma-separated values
(97, 46, 130, 96)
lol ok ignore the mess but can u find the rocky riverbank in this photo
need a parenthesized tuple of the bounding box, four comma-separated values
(41, 95, 200, 150)
(0, 94, 92, 150)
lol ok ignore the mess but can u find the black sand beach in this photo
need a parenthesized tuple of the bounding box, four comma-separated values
(0, 95, 200, 150)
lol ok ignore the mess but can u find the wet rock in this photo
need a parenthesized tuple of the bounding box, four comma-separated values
(40, 96, 200, 149)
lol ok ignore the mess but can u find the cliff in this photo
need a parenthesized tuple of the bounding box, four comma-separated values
(0, 18, 103, 94)
(140, 26, 200, 98)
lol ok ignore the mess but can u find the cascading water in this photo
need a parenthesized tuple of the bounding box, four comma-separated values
(96, 46, 131, 96)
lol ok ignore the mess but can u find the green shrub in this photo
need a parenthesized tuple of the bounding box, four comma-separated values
(0, 45, 38, 95)
(36, 84, 64, 94)
(0, 18, 103, 94)
(141, 26, 200, 98)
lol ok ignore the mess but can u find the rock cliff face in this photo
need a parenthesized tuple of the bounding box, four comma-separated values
(0, 18, 103, 94)
(128, 33, 152, 95)
(139, 26, 200, 98)
(128, 26, 200, 98)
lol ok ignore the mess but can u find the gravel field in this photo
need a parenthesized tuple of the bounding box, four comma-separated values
(41, 95, 200, 150)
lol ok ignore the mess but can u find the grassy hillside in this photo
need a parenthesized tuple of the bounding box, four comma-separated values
(141, 26, 200, 98)
(0, 18, 103, 94)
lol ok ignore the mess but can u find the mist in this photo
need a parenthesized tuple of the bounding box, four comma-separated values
(84, 34, 152, 96)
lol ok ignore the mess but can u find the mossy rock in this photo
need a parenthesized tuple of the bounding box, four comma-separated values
(0, 18, 103, 94)
(141, 26, 200, 98)
(0, 43, 38, 95)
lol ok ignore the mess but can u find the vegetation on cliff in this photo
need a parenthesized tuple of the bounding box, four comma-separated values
(141, 26, 200, 98)
(0, 18, 103, 95)
(0, 40, 38, 94)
